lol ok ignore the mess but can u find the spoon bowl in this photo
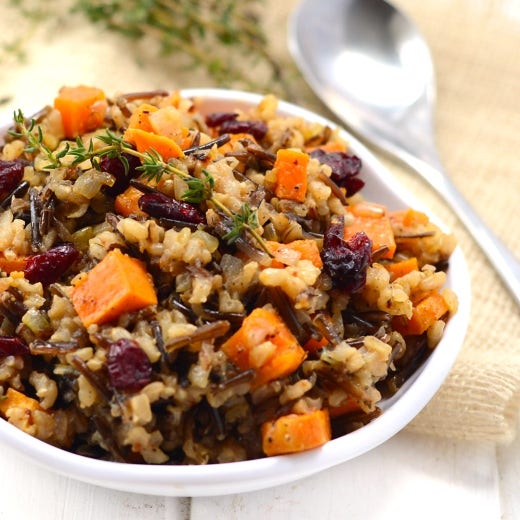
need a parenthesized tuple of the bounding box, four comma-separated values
(289, 0, 520, 305)
(290, 0, 438, 164)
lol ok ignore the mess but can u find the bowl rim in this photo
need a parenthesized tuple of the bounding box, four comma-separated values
(0, 88, 471, 496)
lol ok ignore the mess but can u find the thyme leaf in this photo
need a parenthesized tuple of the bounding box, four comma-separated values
(9, 115, 273, 255)
(68, 137, 94, 165)
(221, 203, 272, 256)
(181, 170, 214, 204)
(136, 149, 170, 183)
(9, 110, 63, 169)
(222, 203, 259, 244)
(95, 129, 127, 148)
(3, 0, 293, 97)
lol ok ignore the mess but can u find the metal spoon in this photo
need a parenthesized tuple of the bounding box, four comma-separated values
(289, 0, 520, 306)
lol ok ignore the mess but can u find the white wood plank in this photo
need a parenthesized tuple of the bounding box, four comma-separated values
(0, 446, 189, 520)
(191, 432, 500, 520)
(497, 419, 520, 520)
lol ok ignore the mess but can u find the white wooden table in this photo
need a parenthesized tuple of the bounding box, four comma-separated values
(1, 427, 518, 519)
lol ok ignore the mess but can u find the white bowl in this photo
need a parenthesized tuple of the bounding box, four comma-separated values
(0, 88, 471, 496)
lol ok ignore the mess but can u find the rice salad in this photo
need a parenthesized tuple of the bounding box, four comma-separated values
(0, 87, 458, 464)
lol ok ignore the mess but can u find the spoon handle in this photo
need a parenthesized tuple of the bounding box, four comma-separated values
(399, 152, 520, 306)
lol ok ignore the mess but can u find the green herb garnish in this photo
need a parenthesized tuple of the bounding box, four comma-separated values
(10, 110, 65, 169)
(182, 170, 215, 204)
(3, 0, 292, 97)
(11, 112, 272, 256)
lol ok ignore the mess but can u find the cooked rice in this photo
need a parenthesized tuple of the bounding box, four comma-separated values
(0, 89, 457, 464)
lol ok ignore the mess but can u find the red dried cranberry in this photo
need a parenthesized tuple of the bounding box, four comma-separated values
(24, 243, 80, 286)
(107, 339, 152, 391)
(0, 336, 30, 357)
(205, 112, 268, 141)
(99, 153, 141, 196)
(205, 112, 239, 127)
(310, 149, 364, 196)
(138, 192, 205, 224)
(341, 176, 365, 196)
(321, 220, 372, 292)
(218, 119, 268, 141)
(0, 159, 25, 199)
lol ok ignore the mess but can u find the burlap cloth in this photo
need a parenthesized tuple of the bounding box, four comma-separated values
(1, 0, 519, 443)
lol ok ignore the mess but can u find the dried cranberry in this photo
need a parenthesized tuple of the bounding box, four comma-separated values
(99, 153, 141, 196)
(342, 176, 365, 196)
(0, 336, 30, 357)
(24, 243, 80, 286)
(219, 119, 268, 141)
(205, 112, 239, 127)
(0, 159, 25, 199)
(107, 339, 152, 391)
(138, 192, 205, 224)
(205, 112, 268, 141)
(310, 149, 364, 196)
(321, 220, 372, 292)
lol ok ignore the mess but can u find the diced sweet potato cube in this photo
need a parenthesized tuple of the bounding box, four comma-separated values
(71, 248, 157, 327)
(221, 307, 306, 388)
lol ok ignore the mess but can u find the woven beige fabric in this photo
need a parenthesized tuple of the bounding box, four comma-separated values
(1, 0, 519, 442)
(375, 0, 520, 442)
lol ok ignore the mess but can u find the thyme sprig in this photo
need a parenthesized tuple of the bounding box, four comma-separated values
(12, 112, 272, 256)
(9, 110, 67, 169)
(182, 170, 215, 204)
(222, 203, 259, 244)
(74, 0, 291, 96)
(3, 0, 292, 97)
(67, 129, 191, 183)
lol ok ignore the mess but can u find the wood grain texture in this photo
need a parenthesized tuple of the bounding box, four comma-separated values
(0, 446, 189, 520)
(497, 420, 520, 520)
(190, 432, 501, 520)
(0, 431, 512, 519)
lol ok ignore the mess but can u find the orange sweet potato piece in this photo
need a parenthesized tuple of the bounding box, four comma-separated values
(0, 255, 28, 274)
(273, 148, 309, 203)
(114, 186, 147, 217)
(125, 103, 158, 133)
(393, 291, 449, 336)
(218, 132, 258, 154)
(265, 239, 323, 268)
(54, 85, 107, 139)
(0, 387, 42, 417)
(221, 307, 306, 388)
(328, 396, 361, 417)
(389, 208, 430, 228)
(303, 336, 329, 353)
(148, 106, 190, 145)
(345, 204, 396, 259)
(159, 90, 182, 108)
(124, 127, 184, 161)
(347, 201, 386, 219)
(71, 248, 157, 327)
(384, 257, 419, 281)
(261, 409, 331, 456)
(306, 141, 347, 154)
